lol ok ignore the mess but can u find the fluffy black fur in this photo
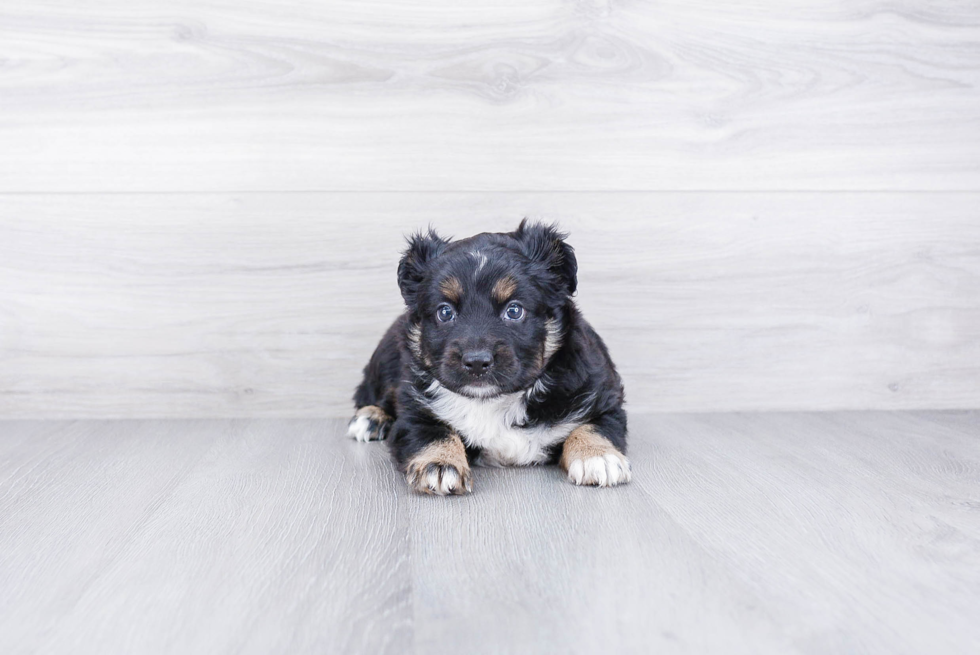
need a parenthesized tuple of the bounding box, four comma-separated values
(350, 220, 627, 492)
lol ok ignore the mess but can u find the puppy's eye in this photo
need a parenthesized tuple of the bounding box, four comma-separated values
(503, 302, 525, 321)
(436, 304, 456, 322)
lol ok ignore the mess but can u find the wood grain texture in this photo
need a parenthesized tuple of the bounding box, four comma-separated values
(0, 419, 411, 654)
(1, 1, 979, 192)
(1, 192, 977, 418)
(1, 412, 978, 653)
(642, 412, 980, 655)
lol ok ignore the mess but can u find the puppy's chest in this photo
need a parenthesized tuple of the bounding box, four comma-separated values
(425, 389, 578, 466)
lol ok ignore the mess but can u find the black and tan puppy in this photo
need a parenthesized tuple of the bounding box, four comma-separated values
(348, 220, 630, 495)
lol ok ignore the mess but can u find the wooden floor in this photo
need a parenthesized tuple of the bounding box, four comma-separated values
(1, 412, 977, 654)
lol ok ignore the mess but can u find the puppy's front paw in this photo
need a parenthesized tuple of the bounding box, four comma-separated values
(407, 461, 473, 496)
(405, 433, 473, 496)
(561, 425, 631, 488)
(565, 452, 631, 487)
(347, 405, 392, 442)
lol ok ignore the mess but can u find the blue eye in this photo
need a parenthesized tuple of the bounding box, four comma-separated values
(503, 303, 525, 321)
(436, 304, 456, 322)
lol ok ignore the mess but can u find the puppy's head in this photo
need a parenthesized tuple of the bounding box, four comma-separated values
(398, 220, 577, 398)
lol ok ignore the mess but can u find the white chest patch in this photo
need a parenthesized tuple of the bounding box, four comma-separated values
(422, 382, 583, 466)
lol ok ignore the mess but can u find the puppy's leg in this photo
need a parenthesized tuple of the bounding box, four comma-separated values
(560, 413, 630, 487)
(406, 434, 473, 496)
(349, 316, 404, 441)
(347, 405, 393, 442)
(391, 420, 473, 496)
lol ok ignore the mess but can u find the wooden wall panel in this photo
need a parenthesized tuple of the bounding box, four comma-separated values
(1, 192, 977, 418)
(2, 1, 978, 417)
(1, 1, 978, 192)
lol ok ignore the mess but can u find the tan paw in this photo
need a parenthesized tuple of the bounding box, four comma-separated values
(561, 425, 632, 487)
(406, 461, 473, 496)
(346, 405, 392, 442)
(405, 433, 473, 496)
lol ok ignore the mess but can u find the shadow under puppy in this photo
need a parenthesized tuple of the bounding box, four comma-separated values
(348, 220, 629, 495)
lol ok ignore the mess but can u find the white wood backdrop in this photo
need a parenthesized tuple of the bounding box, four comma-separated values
(1, 1, 978, 417)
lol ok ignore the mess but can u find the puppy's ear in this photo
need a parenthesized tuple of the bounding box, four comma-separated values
(397, 228, 449, 308)
(512, 219, 577, 296)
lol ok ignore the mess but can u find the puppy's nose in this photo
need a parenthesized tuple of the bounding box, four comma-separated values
(461, 350, 494, 374)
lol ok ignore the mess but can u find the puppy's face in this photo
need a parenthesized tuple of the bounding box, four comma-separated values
(398, 221, 577, 398)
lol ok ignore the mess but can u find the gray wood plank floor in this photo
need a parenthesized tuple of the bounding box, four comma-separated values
(1, 412, 978, 654)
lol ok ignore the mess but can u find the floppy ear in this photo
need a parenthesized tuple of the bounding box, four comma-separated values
(397, 228, 449, 308)
(512, 219, 577, 296)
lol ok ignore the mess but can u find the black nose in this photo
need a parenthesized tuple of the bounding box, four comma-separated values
(461, 350, 494, 374)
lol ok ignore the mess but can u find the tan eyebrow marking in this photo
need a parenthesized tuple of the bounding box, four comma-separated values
(492, 276, 518, 304)
(439, 276, 463, 303)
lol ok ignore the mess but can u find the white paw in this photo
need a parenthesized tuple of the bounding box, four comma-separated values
(346, 415, 376, 442)
(566, 452, 631, 487)
(346, 406, 391, 442)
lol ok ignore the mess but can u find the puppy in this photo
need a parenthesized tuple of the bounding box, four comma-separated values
(347, 220, 629, 495)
